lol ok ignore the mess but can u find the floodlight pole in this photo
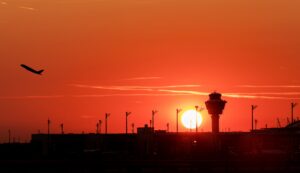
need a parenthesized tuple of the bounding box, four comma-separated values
(105, 113, 110, 134)
(291, 102, 297, 123)
(126, 112, 131, 134)
(251, 105, 257, 131)
(152, 110, 158, 130)
(195, 106, 199, 132)
(176, 108, 182, 133)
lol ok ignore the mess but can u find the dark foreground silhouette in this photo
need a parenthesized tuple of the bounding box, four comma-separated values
(1, 127, 300, 173)
(20, 64, 44, 75)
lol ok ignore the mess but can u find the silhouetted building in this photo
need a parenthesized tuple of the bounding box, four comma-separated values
(205, 92, 227, 133)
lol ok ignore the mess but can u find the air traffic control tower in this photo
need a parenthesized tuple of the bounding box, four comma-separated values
(205, 92, 227, 133)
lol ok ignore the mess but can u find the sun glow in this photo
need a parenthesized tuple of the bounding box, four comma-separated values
(181, 109, 203, 129)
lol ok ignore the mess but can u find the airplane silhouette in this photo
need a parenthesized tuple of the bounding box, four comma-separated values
(20, 64, 44, 75)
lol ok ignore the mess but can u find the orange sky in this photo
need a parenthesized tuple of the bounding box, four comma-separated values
(1, 0, 300, 142)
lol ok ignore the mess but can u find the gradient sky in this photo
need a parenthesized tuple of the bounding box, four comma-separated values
(1, 0, 300, 142)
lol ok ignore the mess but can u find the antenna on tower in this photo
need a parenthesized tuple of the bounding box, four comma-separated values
(152, 110, 158, 130)
(125, 112, 132, 134)
(105, 113, 110, 134)
(251, 105, 258, 131)
(176, 108, 182, 133)
(291, 102, 297, 123)
(277, 118, 281, 128)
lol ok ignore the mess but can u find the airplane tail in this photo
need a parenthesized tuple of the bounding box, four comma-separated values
(37, 69, 44, 75)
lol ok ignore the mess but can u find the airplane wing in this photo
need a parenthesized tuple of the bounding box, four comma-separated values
(20, 64, 44, 75)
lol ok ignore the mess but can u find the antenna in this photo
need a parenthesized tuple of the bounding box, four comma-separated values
(152, 110, 158, 130)
(176, 108, 182, 133)
(131, 123, 135, 134)
(60, 123, 64, 134)
(277, 118, 281, 128)
(126, 112, 132, 134)
(251, 105, 258, 131)
(291, 102, 297, 123)
(105, 113, 110, 134)
(287, 117, 290, 125)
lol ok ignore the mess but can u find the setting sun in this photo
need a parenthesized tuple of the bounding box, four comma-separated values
(181, 109, 203, 129)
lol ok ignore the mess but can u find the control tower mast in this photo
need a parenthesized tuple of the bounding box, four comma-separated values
(205, 92, 227, 133)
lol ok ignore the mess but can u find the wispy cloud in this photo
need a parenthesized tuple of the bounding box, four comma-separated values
(19, 6, 36, 11)
(1, 92, 299, 100)
(71, 84, 201, 91)
(71, 93, 190, 98)
(0, 95, 65, 99)
(158, 89, 210, 96)
(123, 77, 162, 81)
(1, 1, 7, 5)
(158, 89, 300, 100)
(221, 94, 296, 100)
(226, 92, 300, 96)
(237, 85, 300, 88)
(71, 84, 300, 100)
